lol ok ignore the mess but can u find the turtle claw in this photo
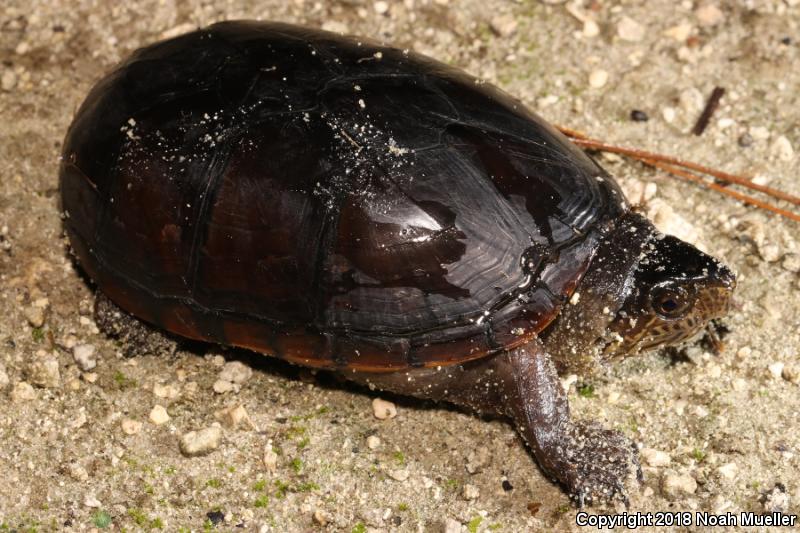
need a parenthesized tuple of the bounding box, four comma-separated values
(560, 420, 641, 506)
(615, 481, 631, 508)
(576, 490, 585, 509)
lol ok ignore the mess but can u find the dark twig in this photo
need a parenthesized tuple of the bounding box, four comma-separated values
(692, 87, 725, 136)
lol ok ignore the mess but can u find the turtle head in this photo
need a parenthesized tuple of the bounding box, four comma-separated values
(603, 235, 735, 358)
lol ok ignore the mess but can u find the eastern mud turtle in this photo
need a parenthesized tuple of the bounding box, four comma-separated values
(60, 21, 735, 504)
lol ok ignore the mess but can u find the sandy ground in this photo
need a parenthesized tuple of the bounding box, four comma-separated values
(1, 0, 799, 531)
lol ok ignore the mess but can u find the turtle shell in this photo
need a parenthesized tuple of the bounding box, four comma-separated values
(60, 21, 628, 371)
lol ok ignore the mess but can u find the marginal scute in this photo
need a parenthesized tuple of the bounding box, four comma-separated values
(60, 21, 628, 371)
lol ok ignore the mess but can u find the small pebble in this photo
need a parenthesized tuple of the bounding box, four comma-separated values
(219, 361, 253, 384)
(149, 404, 170, 425)
(717, 462, 738, 480)
(388, 469, 409, 481)
(695, 4, 724, 27)
(537, 94, 559, 108)
(68, 462, 89, 482)
(781, 254, 800, 273)
(153, 382, 180, 399)
(366, 435, 381, 449)
(11, 381, 37, 401)
(1, 69, 17, 91)
(752, 174, 771, 186)
(662, 107, 676, 123)
(26, 352, 61, 388)
(717, 117, 735, 129)
(661, 472, 698, 498)
(443, 518, 462, 533)
(313, 509, 330, 526)
(630, 109, 649, 122)
(588, 69, 608, 88)
(215, 404, 254, 430)
(582, 20, 600, 38)
(617, 16, 645, 42)
(781, 363, 799, 384)
(760, 243, 781, 263)
(641, 448, 672, 467)
(737, 346, 752, 358)
(663, 23, 692, 42)
(771, 135, 794, 161)
(121, 418, 142, 435)
(749, 126, 770, 140)
(213, 379, 236, 394)
(180, 426, 222, 456)
(373, 1, 389, 15)
(263, 446, 278, 472)
(679, 87, 704, 114)
(644, 182, 658, 200)
(768, 362, 785, 379)
(372, 397, 397, 419)
(648, 199, 703, 247)
(462, 484, 479, 500)
(23, 306, 45, 328)
(84, 495, 101, 508)
(73, 344, 97, 371)
(490, 14, 518, 37)
(738, 132, 753, 147)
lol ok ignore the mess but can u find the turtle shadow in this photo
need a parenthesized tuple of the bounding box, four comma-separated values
(205, 343, 507, 422)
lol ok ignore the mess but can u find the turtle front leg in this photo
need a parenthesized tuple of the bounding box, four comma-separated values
(492, 341, 641, 505)
(348, 338, 640, 505)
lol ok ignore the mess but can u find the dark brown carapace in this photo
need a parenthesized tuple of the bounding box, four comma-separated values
(60, 21, 627, 372)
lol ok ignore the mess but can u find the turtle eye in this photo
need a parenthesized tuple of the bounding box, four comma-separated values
(650, 286, 691, 318)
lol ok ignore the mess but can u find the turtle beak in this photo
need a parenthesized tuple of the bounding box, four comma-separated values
(717, 263, 736, 291)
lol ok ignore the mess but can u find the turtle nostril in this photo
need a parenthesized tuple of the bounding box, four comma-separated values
(726, 271, 736, 290)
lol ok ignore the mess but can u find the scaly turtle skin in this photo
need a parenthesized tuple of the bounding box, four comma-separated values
(60, 21, 735, 504)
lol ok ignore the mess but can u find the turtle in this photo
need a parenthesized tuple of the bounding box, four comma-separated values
(59, 21, 736, 504)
